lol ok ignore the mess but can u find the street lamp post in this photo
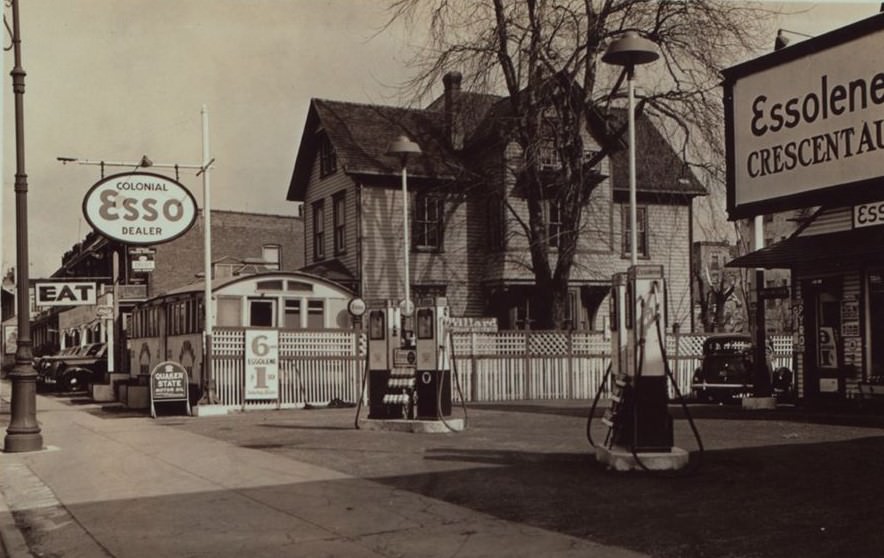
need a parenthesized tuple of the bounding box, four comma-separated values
(603, 31, 659, 266)
(4, 0, 43, 453)
(386, 136, 421, 321)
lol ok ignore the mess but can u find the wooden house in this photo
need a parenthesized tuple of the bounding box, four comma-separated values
(287, 72, 705, 330)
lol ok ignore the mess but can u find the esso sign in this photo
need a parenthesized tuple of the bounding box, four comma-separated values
(853, 201, 884, 230)
(82, 172, 198, 245)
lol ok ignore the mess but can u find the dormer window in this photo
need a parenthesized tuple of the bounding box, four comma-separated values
(319, 133, 337, 177)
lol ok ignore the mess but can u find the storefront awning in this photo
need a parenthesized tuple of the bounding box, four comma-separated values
(727, 227, 884, 269)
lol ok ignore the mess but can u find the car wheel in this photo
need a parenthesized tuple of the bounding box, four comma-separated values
(62, 372, 86, 392)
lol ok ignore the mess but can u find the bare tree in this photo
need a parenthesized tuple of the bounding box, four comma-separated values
(389, 0, 777, 329)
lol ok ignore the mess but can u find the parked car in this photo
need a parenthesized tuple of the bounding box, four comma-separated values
(691, 334, 793, 403)
(691, 334, 756, 403)
(36, 343, 107, 392)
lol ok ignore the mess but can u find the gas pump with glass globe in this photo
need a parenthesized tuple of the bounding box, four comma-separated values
(595, 265, 690, 471)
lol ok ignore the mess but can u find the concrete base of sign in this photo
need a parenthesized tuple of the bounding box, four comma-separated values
(193, 404, 229, 417)
(92, 373, 129, 402)
(358, 417, 465, 433)
(742, 396, 777, 410)
(595, 445, 690, 472)
(123, 385, 149, 410)
(91, 382, 116, 402)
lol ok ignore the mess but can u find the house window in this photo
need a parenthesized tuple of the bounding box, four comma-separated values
(539, 143, 558, 170)
(262, 244, 280, 270)
(319, 133, 337, 177)
(487, 195, 505, 251)
(333, 191, 346, 255)
(546, 200, 564, 248)
(413, 285, 447, 304)
(313, 200, 325, 261)
(710, 254, 720, 270)
(414, 194, 443, 251)
(621, 204, 649, 258)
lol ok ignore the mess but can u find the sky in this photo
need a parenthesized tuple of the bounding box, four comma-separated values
(1, 0, 882, 279)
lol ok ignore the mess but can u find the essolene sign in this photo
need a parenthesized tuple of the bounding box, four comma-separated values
(723, 14, 884, 218)
(83, 172, 198, 246)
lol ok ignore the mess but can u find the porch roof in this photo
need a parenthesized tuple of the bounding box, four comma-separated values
(727, 226, 884, 270)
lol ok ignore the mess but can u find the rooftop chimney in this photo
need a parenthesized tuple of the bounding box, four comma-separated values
(443, 71, 464, 151)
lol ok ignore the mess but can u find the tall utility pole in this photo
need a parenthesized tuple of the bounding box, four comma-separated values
(58, 109, 217, 408)
(4, 0, 44, 453)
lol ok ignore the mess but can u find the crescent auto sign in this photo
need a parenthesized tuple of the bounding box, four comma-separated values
(83, 172, 198, 245)
(723, 14, 884, 218)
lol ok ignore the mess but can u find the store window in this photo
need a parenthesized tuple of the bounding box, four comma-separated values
(869, 272, 884, 379)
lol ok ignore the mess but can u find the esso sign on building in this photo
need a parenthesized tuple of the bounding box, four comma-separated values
(82, 172, 198, 245)
(854, 201, 884, 230)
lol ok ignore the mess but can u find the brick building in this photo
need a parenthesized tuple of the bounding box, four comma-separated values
(287, 72, 705, 330)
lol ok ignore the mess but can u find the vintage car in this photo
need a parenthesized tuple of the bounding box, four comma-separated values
(691, 334, 756, 403)
(36, 343, 107, 392)
(691, 334, 793, 403)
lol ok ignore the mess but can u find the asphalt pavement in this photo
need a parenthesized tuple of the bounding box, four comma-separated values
(2, 381, 884, 557)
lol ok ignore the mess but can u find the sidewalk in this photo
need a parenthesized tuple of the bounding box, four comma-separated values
(0, 385, 646, 558)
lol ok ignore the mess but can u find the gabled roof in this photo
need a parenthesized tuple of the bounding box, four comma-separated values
(607, 109, 706, 197)
(287, 99, 465, 201)
(288, 89, 707, 201)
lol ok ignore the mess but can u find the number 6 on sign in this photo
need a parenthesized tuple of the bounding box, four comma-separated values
(245, 329, 279, 400)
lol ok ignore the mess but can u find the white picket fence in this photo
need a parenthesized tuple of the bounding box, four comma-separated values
(213, 328, 364, 410)
(211, 327, 794, 407)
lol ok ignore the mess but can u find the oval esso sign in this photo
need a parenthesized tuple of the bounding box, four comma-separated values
(83, 172, 198, 246)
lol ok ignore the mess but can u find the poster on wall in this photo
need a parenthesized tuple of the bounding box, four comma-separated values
(3, 325, 17, 355)
(244, 329, 279, 400)
(818, 326, 838, 369)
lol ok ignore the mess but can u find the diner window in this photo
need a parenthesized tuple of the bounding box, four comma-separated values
(307, 300, 324, 328)
(333, 191, 346, 255)
(414, 194, 443, 251)
(319, 133, 337, 177)
(217, 297, 242, 327)
(313, 200, 325, 261)
(621, 204, 649, 258)
(262, 244, 280, 270)
(284, 299, 302, 329)
(249, 299, 276, 327)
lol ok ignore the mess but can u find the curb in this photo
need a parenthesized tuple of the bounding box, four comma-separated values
(0, 492, 31, 558)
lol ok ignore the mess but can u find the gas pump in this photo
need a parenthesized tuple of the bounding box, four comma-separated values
(366, 301, 414, 419)
(414, 297, 451, 419)
(593, 265, 696, 471)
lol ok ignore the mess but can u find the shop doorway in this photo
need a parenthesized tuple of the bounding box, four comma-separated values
(802, 278, 843, 399)
(868, 272, 884, 381)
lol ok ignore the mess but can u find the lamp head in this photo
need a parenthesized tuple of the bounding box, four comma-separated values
(386, 135, 421, 165)
(602, 31, 659, 68)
